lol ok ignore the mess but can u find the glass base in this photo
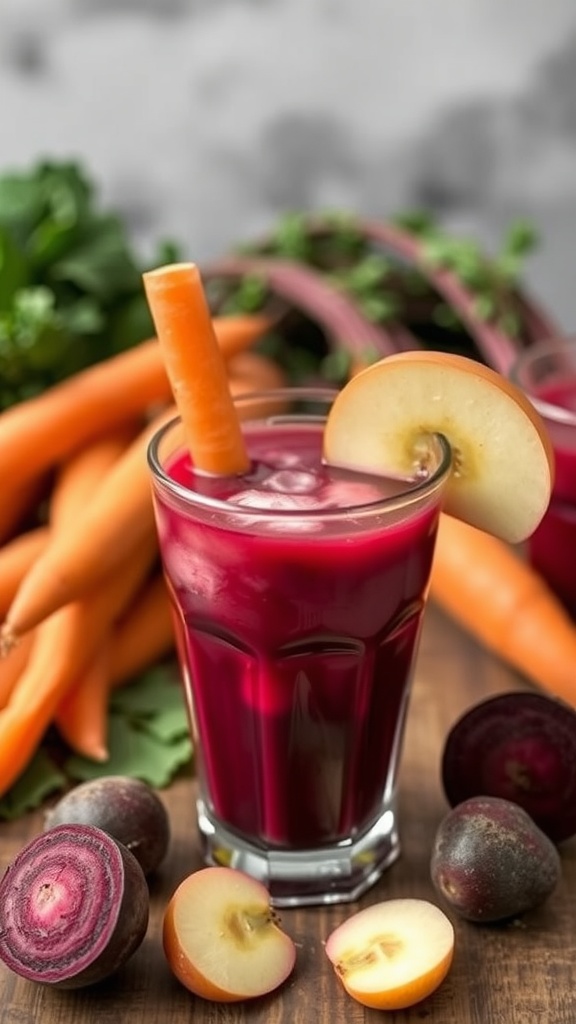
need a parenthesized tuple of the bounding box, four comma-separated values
(196, 797, 400, 907)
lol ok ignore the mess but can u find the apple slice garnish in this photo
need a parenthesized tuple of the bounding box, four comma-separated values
(162, 866, 296, 1002)
(323, 350, 554, 544)
(325, 898, 455, 1010)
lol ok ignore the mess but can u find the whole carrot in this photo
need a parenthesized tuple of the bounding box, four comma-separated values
(430, 513, 576, 707)
(143, 262, 250, 476)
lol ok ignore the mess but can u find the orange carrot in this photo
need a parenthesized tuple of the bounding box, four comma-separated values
(0, 314, 269, 493)
(0, 408, 173, 647)
(0, 527, 49, 619)
(56, 567, 174, 760)
(110, 573, 175, 686)
(143, 262, 249, 476)
(0, 633, 34, 709)
(49, 427, 137, 526)
(0, 535, 158, 793)
(226, 350, 287, 395)
(430, 513, 576, 707)
(55, 643, 111, 762)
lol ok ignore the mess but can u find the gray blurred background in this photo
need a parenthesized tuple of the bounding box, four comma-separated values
(2, 0, 576, 327)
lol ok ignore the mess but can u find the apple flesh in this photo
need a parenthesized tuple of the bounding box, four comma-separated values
(162, 866, 296, 1002)
(323, 350, 554, 544)
(324, 898, 454, 1010)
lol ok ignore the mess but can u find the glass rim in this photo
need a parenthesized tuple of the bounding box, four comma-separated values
(147, 385, 453, 521)
(509, 337, 576, 428)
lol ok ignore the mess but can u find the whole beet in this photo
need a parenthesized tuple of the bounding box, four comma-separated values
(45, 776, 170, 877)
(431, 795, 561, 923)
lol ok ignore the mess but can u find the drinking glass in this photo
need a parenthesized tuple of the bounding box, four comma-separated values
(510, 338, 576, 617)
(147, 387, 452, 906)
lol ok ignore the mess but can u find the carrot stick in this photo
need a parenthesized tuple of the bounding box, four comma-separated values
(0, 408, 173, 648)
(430, 513, 576, 707)
(0, 536, 158, 793)
(0, 314, 268, 495)
(143, 262, 249, 476)
(110, 573, 175, 686)
(0, 527, 49, 619)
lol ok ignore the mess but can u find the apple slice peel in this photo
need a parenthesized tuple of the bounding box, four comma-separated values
(323, 351, 554, 544)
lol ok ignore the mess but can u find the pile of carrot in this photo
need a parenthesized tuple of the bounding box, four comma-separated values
(0, 304, 284, 796)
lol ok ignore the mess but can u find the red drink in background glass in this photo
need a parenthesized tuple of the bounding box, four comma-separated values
(148, 389, 451, 906)
(511, 340, 576, 618)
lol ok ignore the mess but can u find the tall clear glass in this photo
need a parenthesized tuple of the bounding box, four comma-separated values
(148, 388, 452, 906)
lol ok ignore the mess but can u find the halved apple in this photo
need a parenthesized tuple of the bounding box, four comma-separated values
(324, 897, 454, 1010)
(323, 350, 554, 544)
(162, 866, 296, 1002)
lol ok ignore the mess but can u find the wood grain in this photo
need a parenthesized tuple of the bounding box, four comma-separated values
(1, 603, 574, 1024)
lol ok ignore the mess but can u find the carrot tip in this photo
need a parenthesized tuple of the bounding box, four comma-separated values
(85, 745, 109, 763)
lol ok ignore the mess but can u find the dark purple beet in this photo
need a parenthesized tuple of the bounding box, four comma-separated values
(44, 776, 170, 876)
(431, 795, 561, 923)
(0, 823, 149, 988)
(441, 691, 576, 842)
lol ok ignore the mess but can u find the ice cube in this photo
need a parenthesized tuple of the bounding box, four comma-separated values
(262, 469, 319, 494)
(231, 489, 318, 512)
(229, 489, 323, 532)
(320, 480, 384, 509)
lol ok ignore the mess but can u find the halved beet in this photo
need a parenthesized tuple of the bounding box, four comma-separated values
(0, 823, 149, 988)
(441, 691, 576, 842)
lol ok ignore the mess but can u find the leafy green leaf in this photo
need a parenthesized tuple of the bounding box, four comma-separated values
(66, 714, 192, 789)
(0, 750, 67, 821)
(110, 664, 185, 718)
(0, 157, 184, 409)
(0, 226, 30, 311)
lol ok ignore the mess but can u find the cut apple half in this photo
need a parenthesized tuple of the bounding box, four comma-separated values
(162, 866, 296, 1002)
(325, 897, 454, 1010)
(323, 351, 554, 544)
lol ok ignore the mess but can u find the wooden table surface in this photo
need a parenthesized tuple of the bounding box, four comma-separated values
(1, 603, 574, 1024)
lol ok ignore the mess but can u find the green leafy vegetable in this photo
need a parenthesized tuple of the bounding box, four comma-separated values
(0, 159, 179, 410)
(0, 750, 67, 821)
